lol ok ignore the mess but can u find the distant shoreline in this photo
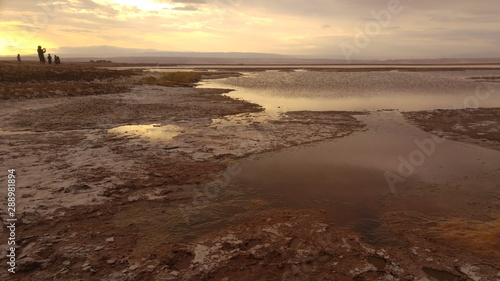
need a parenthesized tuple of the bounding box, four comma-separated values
(2, 55, 500, 65)
(3, 60, 500, 73)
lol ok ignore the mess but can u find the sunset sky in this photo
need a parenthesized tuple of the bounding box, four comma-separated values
(1, 0, 499, 59)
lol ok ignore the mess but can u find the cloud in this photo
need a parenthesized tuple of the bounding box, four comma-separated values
(171, 0, 206, 3)
(172, 5, 199, 11)
(56, 45, 159, 56)
(1, 0, 499, 58)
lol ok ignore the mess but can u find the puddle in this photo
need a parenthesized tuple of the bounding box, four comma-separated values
(0, 129, 38, 135)
(423, 267, 462, 281)
(239, 239, 261, 250)
(108, 124, 182, 141)
(288, 237, 301, 249)
(351, 219, 405, 246)
(166, 250, 195, 270)
(367, 256, 387, 271)
(231, 111, 500, 228)
(317, 254, 333, 264)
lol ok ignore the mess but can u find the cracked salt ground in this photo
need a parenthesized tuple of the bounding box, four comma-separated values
(210, 111, 278, 129)
(155, 209, 497, 280)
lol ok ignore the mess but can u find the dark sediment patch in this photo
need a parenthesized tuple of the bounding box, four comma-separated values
(423, 267, 463, 281)
(403, 108, 500, 151)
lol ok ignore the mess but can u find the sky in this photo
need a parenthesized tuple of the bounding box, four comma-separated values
(1, 0, 499, 60)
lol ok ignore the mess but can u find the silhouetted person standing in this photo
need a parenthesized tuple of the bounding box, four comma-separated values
(54, 55, 61, 65)
(17, 54, 21, 63)
(37, 46, 46, 64)
(47, 54, 52, 64)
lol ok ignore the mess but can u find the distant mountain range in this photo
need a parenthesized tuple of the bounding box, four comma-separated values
(36, 46, 293, 60)
(5, 55, 500, 65)
(2, 45, 500, 65)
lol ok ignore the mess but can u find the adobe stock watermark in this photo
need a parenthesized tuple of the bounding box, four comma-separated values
(6, 169, 17, 274)
(212, 0, 242, 22)
(339, 0, 412, 62)
(214, 0, 241, 8)
(385, 80, 496, 194)
(384, 135, 446, 193)
(445, 82, 495, 123)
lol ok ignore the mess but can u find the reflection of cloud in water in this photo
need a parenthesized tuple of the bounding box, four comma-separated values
(109, 124, 182, 141)
(198, 70, 500, 111)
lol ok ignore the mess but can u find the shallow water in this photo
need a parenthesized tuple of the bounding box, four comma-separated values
(199, 70, 500, 111)
(231, 111, 500, 226)
(423, 267, 461, 281)
(144, 64, 500, 70)
(108, 124, 182, 141)
(200, 70, 500, 232)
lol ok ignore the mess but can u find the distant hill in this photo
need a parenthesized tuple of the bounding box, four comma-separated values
(3, 54, 500, 65)
(93, 56, 500, 65)
(4, 45, 499, 64)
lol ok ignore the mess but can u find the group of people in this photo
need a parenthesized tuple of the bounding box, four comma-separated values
(34, 45, 61, 65)
(15, 46, 62, 64)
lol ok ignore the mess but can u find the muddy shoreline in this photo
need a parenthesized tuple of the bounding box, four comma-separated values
(0, 62, 499, 280)
(403, 108, 500, 151)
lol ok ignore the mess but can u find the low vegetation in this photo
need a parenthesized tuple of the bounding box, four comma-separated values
(0, 61, 139, 99)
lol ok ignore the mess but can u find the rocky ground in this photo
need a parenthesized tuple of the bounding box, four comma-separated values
(0, 62, 498, 280)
